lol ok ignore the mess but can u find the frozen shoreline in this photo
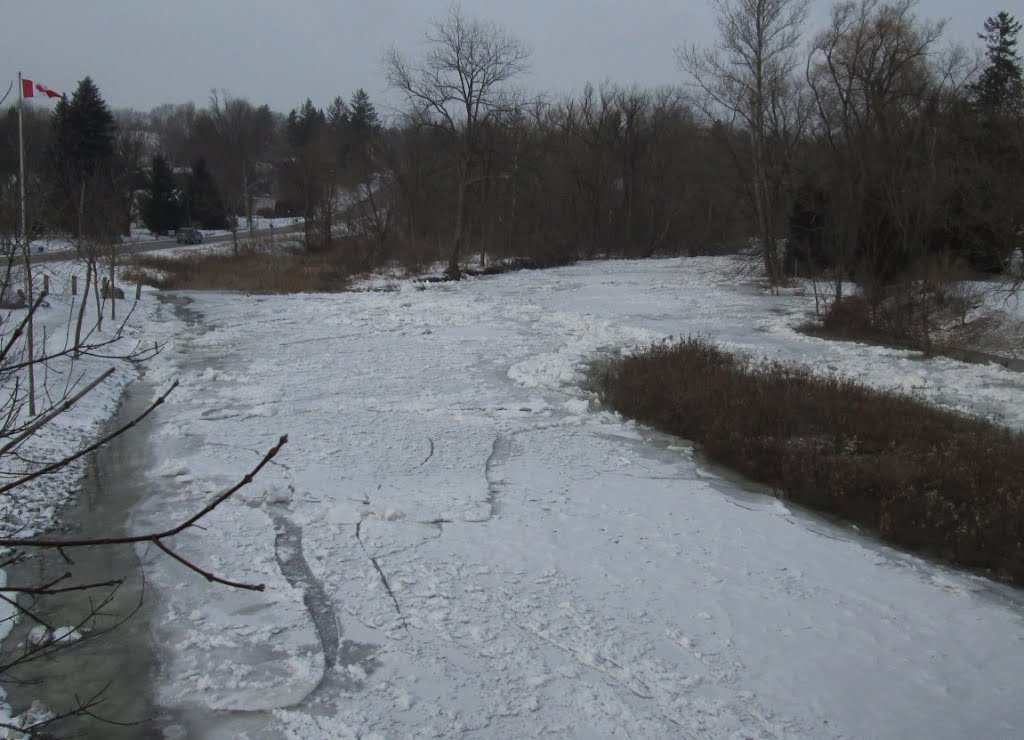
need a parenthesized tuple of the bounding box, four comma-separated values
(1, 381, 163, 738)
(0, 261, 146, 731)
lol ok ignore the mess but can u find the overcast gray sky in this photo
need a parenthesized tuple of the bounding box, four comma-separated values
(2, 1, 998, 115)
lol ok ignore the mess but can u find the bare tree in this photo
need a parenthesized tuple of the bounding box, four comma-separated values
(148, 102, 198, 167)
(805, 0, 957, 298)
(378, 118, 452, 270)
(204, 92, 277, 253)
(677, 0, 810, 291)
(383, 4, 531, 279)
(562, 83, 623, 259)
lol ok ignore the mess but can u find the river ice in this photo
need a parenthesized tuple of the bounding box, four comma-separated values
(57, 257, 1024, 737)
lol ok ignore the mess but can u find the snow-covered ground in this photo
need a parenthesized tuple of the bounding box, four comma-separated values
(115, 257, 1024, 738)
(960, 281, 1024, 360)
(0, 260, 145, 536)
(194, 216, 304, 242)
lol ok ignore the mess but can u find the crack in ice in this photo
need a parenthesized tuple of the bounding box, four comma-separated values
(355, 519, 410, 634)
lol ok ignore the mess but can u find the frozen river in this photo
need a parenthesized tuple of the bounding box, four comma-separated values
(124, 258, 1024, 738)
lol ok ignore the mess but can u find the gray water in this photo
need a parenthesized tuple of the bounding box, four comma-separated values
(1, 382, 172, 737)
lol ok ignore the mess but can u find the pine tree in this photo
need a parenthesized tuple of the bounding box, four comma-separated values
(348, 89, 379, 137)
(285, 109, 301, 147)
(345, 88, 381, 172)
(326, 95, 350, 133)
(185, 157, 229, 230)
(944, 12, 1024, 273)
(286, 99, 325, 149)
(62, 76, 117, 179)
(48, 97, 71, 171)
(972, 12, 1023, 114)
(140, 155, 182, 235)
(46, 77, 120, 236)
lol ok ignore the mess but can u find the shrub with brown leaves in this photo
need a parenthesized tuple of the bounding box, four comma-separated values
(595, 337, 1024, 584)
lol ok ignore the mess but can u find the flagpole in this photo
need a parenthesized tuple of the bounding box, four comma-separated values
(18, 71, 37, 416)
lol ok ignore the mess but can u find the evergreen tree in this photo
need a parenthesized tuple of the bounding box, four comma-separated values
(286, 99, 325, 149)
(46, 77, 121, 236)
(972, 12, 1023, 114)
(185, 157, 229, 230)
(140, 155, 182, 235)
(62, 76, 117, 179)
(285, 108, 301, 147)
(48, 96, 71, 173)
(344, 89, 380, 172)
(348, 89, 379, 136)
(941, 12, 1024, 273)
(326, 95, 350, 133)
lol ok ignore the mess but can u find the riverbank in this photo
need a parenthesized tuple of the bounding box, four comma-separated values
(0, 263, 152, 733)
(593, 335, 1024, 584)
(1, 383, 163, 737)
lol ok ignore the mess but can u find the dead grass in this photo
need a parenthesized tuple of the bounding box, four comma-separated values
(123, 248, 357, 293)
(594, 336, 1024, 585)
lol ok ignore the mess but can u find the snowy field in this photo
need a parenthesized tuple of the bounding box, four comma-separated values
(111, 257, 1024, 739)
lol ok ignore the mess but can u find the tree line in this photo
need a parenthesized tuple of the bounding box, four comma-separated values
(1, 0, 1021, 290)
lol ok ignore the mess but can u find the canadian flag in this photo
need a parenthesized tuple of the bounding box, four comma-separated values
(21, 78, 62, 99)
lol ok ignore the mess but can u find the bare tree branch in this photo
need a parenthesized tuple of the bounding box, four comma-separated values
(0, 380, 179, 497)
(383, 4, 532, 278)
(0, 433, 288, 592)
(0, 367, 116, 457)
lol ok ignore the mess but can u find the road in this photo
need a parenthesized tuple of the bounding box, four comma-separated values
(28, 222, 305, 264)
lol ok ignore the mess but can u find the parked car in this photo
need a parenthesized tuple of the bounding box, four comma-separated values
(175, 227, 203, 245)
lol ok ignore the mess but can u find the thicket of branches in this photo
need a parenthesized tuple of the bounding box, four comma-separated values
(5, 1, 1018, 292)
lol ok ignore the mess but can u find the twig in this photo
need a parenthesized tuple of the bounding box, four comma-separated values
(1, 434, 288, 592)
(0, 579, 135, 675)
(0, 293, 49, 365)
(1, 577, 124, 596)
(154, 540, 264, 592)
(0, 367, 116, 456)
(0, 380, 179, 497)
(0, 592, 53, 633)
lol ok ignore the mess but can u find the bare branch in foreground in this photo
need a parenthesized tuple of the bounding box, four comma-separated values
(0, 380, 180, 497)
(0, 367, 116, 457)
(1, 433, 289, 592)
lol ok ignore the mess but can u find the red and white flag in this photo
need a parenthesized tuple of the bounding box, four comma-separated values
(21, 78, 62, 99)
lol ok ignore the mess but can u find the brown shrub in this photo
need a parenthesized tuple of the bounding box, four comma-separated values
(814, 258, 984, 353)
(123, 248, 356, 294)
(594, 337, 1024, 584)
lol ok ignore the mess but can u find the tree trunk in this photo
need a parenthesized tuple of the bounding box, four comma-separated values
(74, 259, 92, 357)
(750, 128, 779, 293)
(447, 167, 468, 280)
(92, 259, 103, 332)
(109, 243, 116, 321)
